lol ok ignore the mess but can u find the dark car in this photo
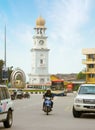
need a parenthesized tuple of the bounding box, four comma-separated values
(23, 92, 30, 98)
(16, 89, 24, 99)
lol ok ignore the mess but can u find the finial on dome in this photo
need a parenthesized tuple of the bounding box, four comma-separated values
(36, 16, 45, 28)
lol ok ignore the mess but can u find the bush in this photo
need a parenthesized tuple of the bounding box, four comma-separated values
(73, 85, 80, 91)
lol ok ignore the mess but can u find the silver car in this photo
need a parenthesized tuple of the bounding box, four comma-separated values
(73, 84, 95, 118)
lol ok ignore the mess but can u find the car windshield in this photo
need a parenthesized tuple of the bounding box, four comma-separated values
(78, 85, 95, 94)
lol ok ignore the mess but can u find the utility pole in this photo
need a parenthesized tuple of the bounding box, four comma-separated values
(4, 25, 6, 68)
(2, 25, 8, 83)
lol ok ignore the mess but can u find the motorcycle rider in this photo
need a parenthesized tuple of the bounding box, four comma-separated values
(43, 88, 54, 110)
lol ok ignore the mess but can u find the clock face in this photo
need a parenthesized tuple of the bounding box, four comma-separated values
(39, 40, 44, 45)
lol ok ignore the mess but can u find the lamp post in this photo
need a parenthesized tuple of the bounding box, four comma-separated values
(2, 25, 8, 84)
(4, 25, 6, 68)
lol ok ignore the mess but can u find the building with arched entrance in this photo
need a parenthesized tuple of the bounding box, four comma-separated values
(10, 68, 26, 88)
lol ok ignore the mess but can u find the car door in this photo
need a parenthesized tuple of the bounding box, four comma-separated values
(0, 87, 8, 121)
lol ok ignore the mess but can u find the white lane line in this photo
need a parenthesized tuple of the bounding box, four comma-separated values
(64, 106, 72, 112)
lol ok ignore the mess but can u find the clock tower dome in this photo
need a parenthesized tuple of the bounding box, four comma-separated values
(29, 16, 50, 86)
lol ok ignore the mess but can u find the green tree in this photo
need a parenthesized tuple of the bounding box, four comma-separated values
(77, 71, 86, 80)
(0, 60, 4, 83)
(8, 67, 13, 82)
(0, 59, 13, 84)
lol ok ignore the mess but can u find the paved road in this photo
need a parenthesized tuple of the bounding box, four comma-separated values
(0, 93, 95, 130)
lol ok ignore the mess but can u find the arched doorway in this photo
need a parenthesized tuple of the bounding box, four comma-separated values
(10, 68, 26, 88)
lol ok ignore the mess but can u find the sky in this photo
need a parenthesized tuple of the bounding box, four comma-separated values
(0, 0, 95, 81)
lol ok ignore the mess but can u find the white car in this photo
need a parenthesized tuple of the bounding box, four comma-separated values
(0, 85, 14, 128)
(73, 84, 95, 118)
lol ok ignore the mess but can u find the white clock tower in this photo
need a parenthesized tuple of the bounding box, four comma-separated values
(29, 16, 50, 86)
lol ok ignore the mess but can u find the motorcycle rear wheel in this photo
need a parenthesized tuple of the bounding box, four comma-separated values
(46, 107, 49, 115)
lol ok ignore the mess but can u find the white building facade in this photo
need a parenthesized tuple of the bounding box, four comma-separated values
(28, 16, 50, 85)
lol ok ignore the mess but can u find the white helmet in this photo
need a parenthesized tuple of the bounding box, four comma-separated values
(46, 88, 51, 92)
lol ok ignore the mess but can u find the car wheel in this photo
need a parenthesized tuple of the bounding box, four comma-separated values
(72, 106, 81, 118)
(3, 110, 13, 128)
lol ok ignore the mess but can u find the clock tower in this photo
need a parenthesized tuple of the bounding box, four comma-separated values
(29, 16, 50, 86)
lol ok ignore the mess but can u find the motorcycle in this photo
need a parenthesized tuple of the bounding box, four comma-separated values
(43, 97, 52, 115)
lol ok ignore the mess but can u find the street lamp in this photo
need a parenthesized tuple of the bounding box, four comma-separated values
(2, 25, 8, 83)
(4, 25, 6, 68)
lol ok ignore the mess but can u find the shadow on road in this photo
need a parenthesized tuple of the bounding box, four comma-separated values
(0, 126, 5, 129)
(81, 113, 95, 119)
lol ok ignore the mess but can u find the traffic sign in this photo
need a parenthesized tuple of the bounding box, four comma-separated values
(2, 68, 8, 80)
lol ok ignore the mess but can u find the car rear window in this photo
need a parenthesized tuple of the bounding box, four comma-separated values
(0, 88, 4, 100)
(0, 87, 10, 100)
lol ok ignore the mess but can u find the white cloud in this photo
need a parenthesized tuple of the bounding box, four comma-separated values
(46, 0, 91, 74)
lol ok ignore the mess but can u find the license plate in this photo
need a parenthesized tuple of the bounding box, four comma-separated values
(90, 106, 95, 109)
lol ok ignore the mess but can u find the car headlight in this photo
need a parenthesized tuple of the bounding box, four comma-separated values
(75, 98, 83, 103)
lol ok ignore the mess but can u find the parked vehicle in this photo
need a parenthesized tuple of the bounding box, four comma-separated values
(51, 80, 67, 96)
(43, 97, 52, 115)
(0, 85, 14, 128)
(10, 90, 17, 100)
(73, 84, 95, 118)
(23, 92, 30, 98)
(16, 89, 23, 99)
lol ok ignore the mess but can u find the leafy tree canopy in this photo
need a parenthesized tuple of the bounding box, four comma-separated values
(0, 59, 13, 83)
(0, 60, 4, 83)
(77, 71, 86, 80)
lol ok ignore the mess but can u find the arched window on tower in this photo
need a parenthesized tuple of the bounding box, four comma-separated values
(40, 28, 42, 34)
(40, 59, 43, 64)
(37, 28, 39, 34)
(40, 78, 44, 84)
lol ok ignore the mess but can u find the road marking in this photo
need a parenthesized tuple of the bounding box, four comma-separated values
(64, 106, 72, 112)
